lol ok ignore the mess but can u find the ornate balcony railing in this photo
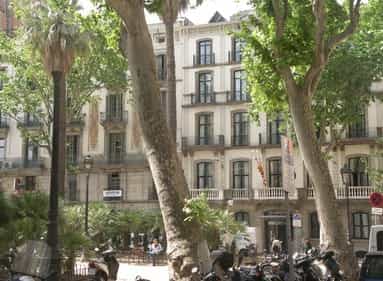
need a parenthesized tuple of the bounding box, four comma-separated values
(308, 186, 374, 199)
(100, 111, 128, 124)
(189, 189, 223, 200)
(225, 189, 252, 200)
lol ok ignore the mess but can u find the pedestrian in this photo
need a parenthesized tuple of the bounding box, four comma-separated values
(303, 239, 313, 254)
(148, 238, 162, 266)
(271, 239, 282, 257)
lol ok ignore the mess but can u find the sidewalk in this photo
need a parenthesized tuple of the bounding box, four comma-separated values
(117, 264, 168, 281)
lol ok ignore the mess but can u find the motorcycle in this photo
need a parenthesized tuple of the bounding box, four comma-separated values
(293, 249, 344, 281)
(88, 248, 119, 281)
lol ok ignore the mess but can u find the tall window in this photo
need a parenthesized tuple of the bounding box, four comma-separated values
(108, 173, 120, 190)
(310, 212, 320, 239)
(24, 112, 39, 126)
(352, 212, 370, 239)
(268, 115, 283, 145)
(0, 111, 7, 127)
(348, 111, 366, 138)
(232, 70, 247, 101)
(156, 54, 166, 80)
(106, 94, 123, 120)
(234, 211, 250, 225)
(108, 133, 124, 162)
(232, 38, 244, 63)
(198, 72, 213, 103)
(0, 138, 5, 160)
(198, 40, 213, 65)
(68, 175, 78, 201)
(197, 114, 212, 145)
(232, 161, 249, 189)
(25, 139, 38, 162)
(196, 162, 213, 189)
(268, 158, 282, 187)
(348, 157, 369, 186)
(25, 176, 36, 191)
(232, 112, 249, 145)
(66, 135, 79, 165)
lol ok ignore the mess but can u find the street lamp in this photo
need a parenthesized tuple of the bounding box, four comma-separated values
(341, 164, 353, 243)
(84, 155, 93, 235)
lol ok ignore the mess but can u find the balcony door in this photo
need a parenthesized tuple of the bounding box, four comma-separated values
(106, 94, 123, 120)
(233, 70, 247, 101)
(25, 139, 39, 163)
(268, 115, 283, 145)
(66, 135, 79, 165)
(198, 72, 213, 103)
(197, 113, 212, 145)
(196, 162, 213, 189)
(232, 112, 249, 145)
(108, 133, 125, 162)
(348, 111, 366, 138)
(198, 40, 212, 65)
(268, 158, 282, 188)
(232, 161, 249, 189)
(348, 157, 369, 186)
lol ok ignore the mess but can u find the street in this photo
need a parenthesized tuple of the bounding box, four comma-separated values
(117, 264, 168, 281)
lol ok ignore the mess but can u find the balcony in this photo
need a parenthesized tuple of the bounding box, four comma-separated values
(224, 188, 253, 200)
(226, 91, 251, 103)
(103, 189, 123, 201)
(67, 114, 85, 128)
(93, 153, 147, 167)
(189, 188, 223, 200)
(257, 133, 282, 146)
(231, 135, 249, 146)
(157, 69, 167, 81)
(193, 53, 215, 66)
(0, 158, 45, 170)
(100, 111, 128, 128)
(182, 135, 224, 151)
(18, 118, 41, 129)
(307, 186, 374, 199)
(227, 51, 242, 64)
(253, 188, 298, 200)
(344, 127, 383, 139)
(183, 91, 252, 107)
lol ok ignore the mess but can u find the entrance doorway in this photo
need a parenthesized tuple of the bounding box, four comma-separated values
(264, 211, 288, 253)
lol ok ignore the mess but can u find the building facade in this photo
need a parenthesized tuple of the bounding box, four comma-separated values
(0, 9, 382, 253)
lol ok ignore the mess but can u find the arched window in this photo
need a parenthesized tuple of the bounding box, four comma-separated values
(234, 211, 250, 225)
(352, 212, 370, 239)
(310, 212, 320, 239)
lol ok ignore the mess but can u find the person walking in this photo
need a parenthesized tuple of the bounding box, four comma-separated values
(148, 238, 162, 266)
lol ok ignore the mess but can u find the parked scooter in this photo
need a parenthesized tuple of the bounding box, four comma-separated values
(88, 248, 119, 281)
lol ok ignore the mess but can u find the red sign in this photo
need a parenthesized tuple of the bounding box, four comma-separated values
(369, 192, 383, 208)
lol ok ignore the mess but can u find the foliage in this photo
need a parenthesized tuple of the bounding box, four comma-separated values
(369, 139, 383, 192)
(0, 0, 128, 155)
(183, 194, 244, 249)
(240, 0, 383, 131)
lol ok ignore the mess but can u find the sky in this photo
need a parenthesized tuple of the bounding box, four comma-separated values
(78, 0, 252, 24)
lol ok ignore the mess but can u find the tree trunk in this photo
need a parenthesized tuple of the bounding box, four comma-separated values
(108, 2, 202, 280)
(165, 21, 177, 141)
(47, 71, 66, 281)
(287, 92, 358, 280)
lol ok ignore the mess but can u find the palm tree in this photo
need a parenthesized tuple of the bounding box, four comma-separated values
(147, 0, 203, 140)
(18, 0, 88, 278)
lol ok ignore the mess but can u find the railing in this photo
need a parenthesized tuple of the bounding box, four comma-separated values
(183, 91, 251, 106)
(19, 118, 41, 127)
(254, 188, 286, 200)
(189, 189, 223, 200)
(227, 189, 252, 200)
(182, 135, 225, 147)
(231, 135, 249, 146)
(336, 186, 374, 199)
(67, 114, 85, 126)
(193, 53, 215, 66)
(345, 127, 383, 139)
(0, 158, 45, 169)
(94, 153, 146, 166)
(226, 91, 250, 103)
(307, 188, 315, 199)
(0, 117, 9, 128)
(100, 111, 128, 123)
(157, 69, 167, 81)
(228, 51, 242, 64)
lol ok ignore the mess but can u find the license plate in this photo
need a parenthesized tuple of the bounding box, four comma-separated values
(88, 268, 96, 275)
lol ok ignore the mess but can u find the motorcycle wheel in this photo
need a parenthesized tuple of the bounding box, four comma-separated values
(95, 271, 108, 281)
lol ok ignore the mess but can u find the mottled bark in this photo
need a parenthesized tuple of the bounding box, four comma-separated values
(287, 93, 358, 280)
(165, 21, 177, 141)
(106, 1, 201, 280)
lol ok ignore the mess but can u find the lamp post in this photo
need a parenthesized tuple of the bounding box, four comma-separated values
(84, 155, 93, 235)
(341, 164, 353, 243)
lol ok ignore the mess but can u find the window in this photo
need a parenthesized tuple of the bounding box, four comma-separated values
(268, 115, 283, 145)
(377, 231, 383, 251)
(197, 40, 213, 65)
(232, 70, 247, 101)
(348, 157, 369, 186)
(306, 171, 314, 188)
(310, 212, 320, 239)
(232, 112, 249, 145)
(348, 111, 366, 138)
(352, 212, 370, 239)
(24, 113, 39, 126)
(232, 161, 249, 189)
(232, 38, 244, 63)
(234, 211, 250, 225)
(108, 173, 120, 190)
(0, 111, 7, 128)
(0, 138, 5, 160)
(66, 135, 79, 165)
(25, 176, 36, 191)
(198, 72, 213, 103)
(268, 158, 282, 187)
(196, 162, 213, 189)
(108, 133, 125, 163)
(68, 175, 78, 201)
(25, 139, 38, 162)
(197, 114, 212, 145)
(156, 54, 166, 80)
(106, 94, 123, 120)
